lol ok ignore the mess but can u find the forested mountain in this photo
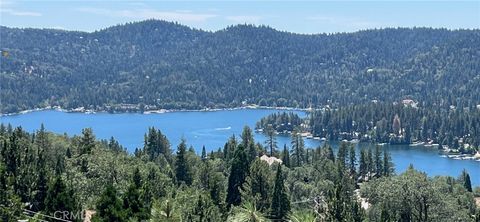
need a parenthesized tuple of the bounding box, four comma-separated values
(1, 20, 479, 113)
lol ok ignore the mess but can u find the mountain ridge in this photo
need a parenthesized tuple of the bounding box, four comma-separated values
(1, 20, 479, 113)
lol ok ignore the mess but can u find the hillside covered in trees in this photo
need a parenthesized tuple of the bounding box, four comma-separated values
(256, 103, 480, 154)
(1, 124, 479, 221)
(1, 20, 479, 113)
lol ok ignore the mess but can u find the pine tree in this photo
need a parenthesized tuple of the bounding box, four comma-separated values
(201, 146, 207, 161)
(322, 143, 335, 162)
(33, 142, 48, 211)
(224, 135, 237, 161)
(123, 168, 147, 220)
(270, 165, 290, 220)
(242, 126, 258, 162)
(265, 125, 277, 157)
(281, 144, 290, 168)
(359, 149, 367, 178)
(461, 170, 472, 192)
(80, 128, 95, 155)
(374, 145, 383, 176)
(226, 145, 249, 208)
(144, 127, 171, 162)
(0, 163, 23, 222)
(44, 175, 77, 218)
(382, 150, 394, 177)
(189, 193, 222, 222)
(93, 184, 126, 222)
(348, 145, 356, 176)
(337, 142, 348, 169)
(366, 148, 373, 174)
(175, 139, 192, 186)
(241, 159, 273, 212)
(291, 130, 305, 167)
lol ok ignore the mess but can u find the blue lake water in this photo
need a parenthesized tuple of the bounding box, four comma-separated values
(1, 109, 479, 186)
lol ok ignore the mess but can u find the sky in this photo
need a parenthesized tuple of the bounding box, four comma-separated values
(0, 0, 479, 34)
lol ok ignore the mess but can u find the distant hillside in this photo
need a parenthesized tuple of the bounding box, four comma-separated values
(1, 20, 479, 113)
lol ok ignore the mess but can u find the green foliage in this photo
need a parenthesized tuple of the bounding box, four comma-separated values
(186, 193, 223, 222)
(0, 124, 477, 222)
(241, 126, 257, 162)
(265, 125, 278, 157)
(149, 198, 181, 222)
(2, 23, 480, 114)
(289, 209, 317, 222)
(281, 144, 290, 168)
(460, 169, 473, 192)
(290, 129, 305, 167)
(310, 103, 480, 153)
(270, 165, 290, 220)
(226, 145, 249, 208)
(361, 167, 477, 221)
(175, 139, 193, 186)
(143, 127, 172, 162)
(93, 184, 127, 222)
(227, 201, 267, 222)
(241, 159, 273, 212)
(122, 167, 148, 221)
(256, 112, 303, 133)
(0, 163, 24, 222)
(44, 175, 78, 219)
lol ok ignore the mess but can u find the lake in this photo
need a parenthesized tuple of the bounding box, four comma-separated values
(1, 109, 479, 186)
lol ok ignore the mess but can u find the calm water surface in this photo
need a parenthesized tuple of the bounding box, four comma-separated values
(1, 109, 479, 186)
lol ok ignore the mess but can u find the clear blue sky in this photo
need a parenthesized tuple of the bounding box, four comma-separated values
(1, 0, 479, 34)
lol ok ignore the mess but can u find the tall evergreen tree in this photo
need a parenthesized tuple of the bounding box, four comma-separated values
(0, 163, 23, 222)
(460, 170, 472, 192)
(321, 143, 335, 162)
(80, 128, 95, 155)
(123, 167, 147, 220)
(93, 184, 126, 222)
(337, 142, 348, 168)
(226, 145, 249, 208)
(241, 159, 273, 212)
(241, 126, 258, 162)
(270, 165, 290, 220)
(175, 139, 192, 185)
(224, 135, 237, 161)
(44, 175, 77, 218)
(291, 130, 305, 167)
(348, 145, 356, 176)
(382, 150, 394, 177)
(374, 145, 383, 176)
(265, 125, 277, 157)
(33, 142, 48, 211)
(281, 144, 290, 168)
(201, 146, 207, 161)
(366, 148, 373, 174)
(359, 148, 367, 178)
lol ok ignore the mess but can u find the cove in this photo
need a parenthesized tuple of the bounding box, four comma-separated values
(1, 109, 479, 186)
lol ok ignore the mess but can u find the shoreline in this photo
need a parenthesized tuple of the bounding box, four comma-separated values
(3, 106, 479, 162)
(0, 105, 313, 117)
(257, 127, 480, 161)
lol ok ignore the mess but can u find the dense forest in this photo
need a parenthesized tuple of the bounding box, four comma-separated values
(256, 103, 480, 154)
(255, 112, 304, 133)
(1, 20, 480, 113)
(1, 124, 479, 221)
(309, 103, 480, 152)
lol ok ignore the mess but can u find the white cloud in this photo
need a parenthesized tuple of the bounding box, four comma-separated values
(1, 8, 42, 16)
(77, 7, 217, 23)
(225, 15, 262, 23)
